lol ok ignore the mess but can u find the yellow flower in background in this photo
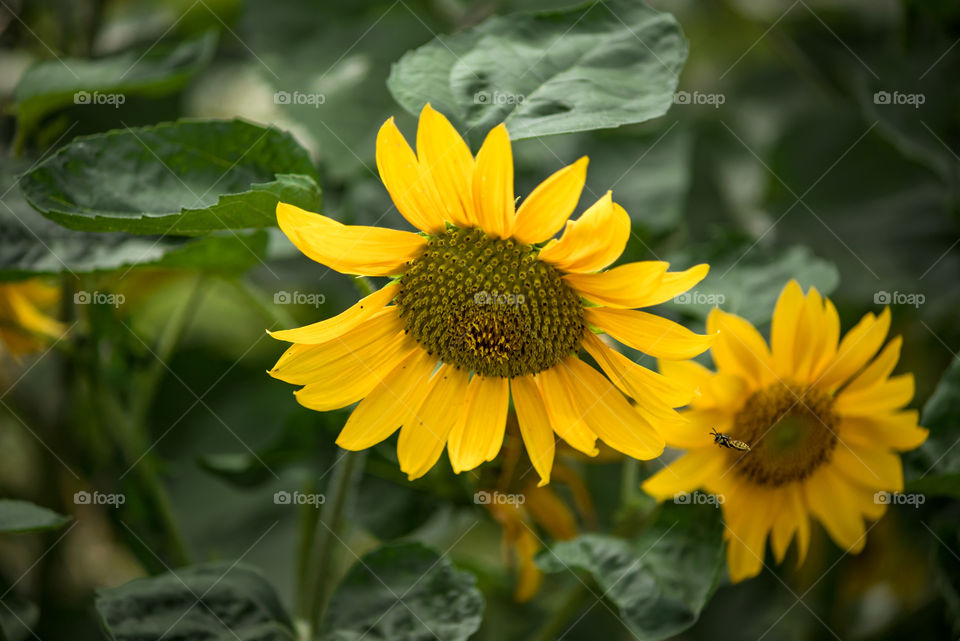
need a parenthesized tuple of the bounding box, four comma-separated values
(643, 280, 928, 582)
(0, 280, 66, 358)
(270, 104, 712, 483)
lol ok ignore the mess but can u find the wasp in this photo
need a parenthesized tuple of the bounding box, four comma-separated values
(710, 428, 751, 452)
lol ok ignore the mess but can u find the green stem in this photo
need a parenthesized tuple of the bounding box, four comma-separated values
(351, 276, 377, 297)
(621, 458, 639, 505)
(530, 583, 591, 641)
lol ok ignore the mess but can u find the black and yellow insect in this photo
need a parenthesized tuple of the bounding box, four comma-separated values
(710, 428, 751, 452)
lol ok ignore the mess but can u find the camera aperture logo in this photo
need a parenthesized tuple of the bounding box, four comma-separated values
(73, 90, 125, 107)
(74, 490, 125, 507)
(274, 490, 326, 508)
(74, 291, 125, 308)
(474, 490, 525, 506)
(673, 491, 724, 507)
(274, 291, 326, 308)
(274, 90, 325, 107)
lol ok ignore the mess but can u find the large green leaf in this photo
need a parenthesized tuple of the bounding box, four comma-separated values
(20, 119, 320, 235)
(538, 503, 724, 641)
(0, 160, 272, 278)
(321, 542, 484, 641)
(906, 356, 960, 498)
(96, 563, 295, 641)
(12, 32, 217, 145)
(387, 0, 687, 142)
(0, 500, 70, 534)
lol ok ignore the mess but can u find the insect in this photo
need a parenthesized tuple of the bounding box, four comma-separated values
(710, 428, 751, 452)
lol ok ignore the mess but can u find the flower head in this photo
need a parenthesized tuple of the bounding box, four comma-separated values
(643, 280, 928, 582)
(0, 280, 65, 359)
(270, 104, 712, 483)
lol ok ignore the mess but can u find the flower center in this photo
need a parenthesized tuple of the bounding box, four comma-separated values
(730, 383, 838, 487)
(395, 227, 584, 377)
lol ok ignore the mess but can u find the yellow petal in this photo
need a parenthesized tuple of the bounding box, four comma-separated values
(277, 202, 426, 276)
(585, 307, 713, 360)
(803, 467, 867, 553)
(706, 308, 774, 388)
(512, 157, 588, 244)
(842, 336, 901, 394)
(641, 449, 726, 501)
(398, 364, 470, 480)
(724, 488, 773, 582)
(537, 192, 630, 273)
(834, 373, 914, 416)
(472, 124, 515, 238)
(269, 282, 399, 344)
(511, 375, 556, 486)
(840, 411, 928, 451)
(376, 116, 446, 233)
(583, 331, 696, 409)
(770, 485, 805, 564)
(832, 444, 903, 492)
(524, 486, 578, 540)
(335, 348, 437, 450)
(447, 375, 509, 473)
(562, 261, 668, 308)
(269, 308, 403, 384)
(537, 364, 599, 456)
(416, 104, 475, 227)
(634, 264, 711, 308)
(562, 357, 664, 460)
(817, 308, 891, 389)
(661, 408, 733, 449)
(771, 280, 805, 379)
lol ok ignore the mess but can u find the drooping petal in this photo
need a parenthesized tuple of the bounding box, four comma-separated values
(562, 261, 668, 308)
(416, 103, 475, 227)
(537, 192, 630, 274)
(537, 364, 599, 456)
(447, 376, 509, 473)
(398, 364, 470, 480)
(472, 124, 515, 238)
(336, 348, 438, 450)
(706, 308, 774, 389)
(511, 375, 556, 486)
(512, 157, 588, 244)
(585, 307, 713, 360)
(277, 203, 426, 276)
(269, 282, 399, 344)
(376, 116, 447, 233)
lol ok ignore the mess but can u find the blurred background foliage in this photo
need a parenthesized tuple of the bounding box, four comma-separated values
(0, 0, 959, 640)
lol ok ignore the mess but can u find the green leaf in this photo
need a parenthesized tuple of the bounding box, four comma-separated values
(387, 0, 687, 142)
(96, 563, 295, 641)
(661, 245, 839, 325)
(538, 503, 724, 641)
(0, 500, 70, 533)
(321, 542, 484, 641)
(12, 32, 217, 145)
(906, 356, 960, 498)
(0, 160, 273, 278)
(20, 119, 320, 235)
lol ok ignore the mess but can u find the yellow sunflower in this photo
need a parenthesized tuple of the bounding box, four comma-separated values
(642, 280, 928, 582)
(0, 280, 65, 359)
(269, 104, 712, 484)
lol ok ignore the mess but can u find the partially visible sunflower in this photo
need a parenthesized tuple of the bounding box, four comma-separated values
(270, 104, 713, 483)
(0, 280, 65, 359)
(643, 280, 928, 582)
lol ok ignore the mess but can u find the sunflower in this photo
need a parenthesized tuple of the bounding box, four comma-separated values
(0, 280, 65, 359)
(269, 104, 712, 484)
(642, 280, 928, 582)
